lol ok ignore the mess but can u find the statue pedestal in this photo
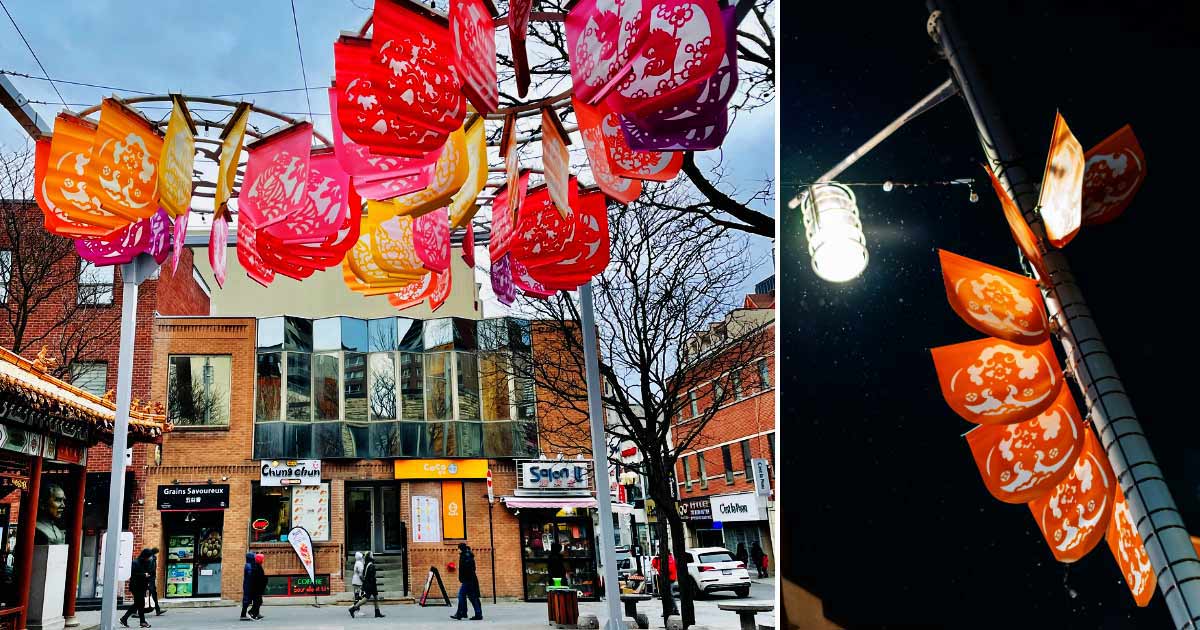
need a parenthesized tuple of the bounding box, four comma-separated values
(29, 544, 68, 630)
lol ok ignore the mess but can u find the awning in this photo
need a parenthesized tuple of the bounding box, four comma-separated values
(502, 496, 598, 510)
(610, 502, 635, 515)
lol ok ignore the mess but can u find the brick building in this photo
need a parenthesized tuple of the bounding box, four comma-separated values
(671, 290, 776, 574)
(143, 314, 600, 604)
(0, 202, 211, 605)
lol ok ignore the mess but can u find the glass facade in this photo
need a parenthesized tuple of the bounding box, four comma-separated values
(253, 316, 540, 460)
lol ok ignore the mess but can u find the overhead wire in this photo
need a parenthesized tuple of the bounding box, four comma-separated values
(288, 0, 315, 121)
(0, 1, 68, 106)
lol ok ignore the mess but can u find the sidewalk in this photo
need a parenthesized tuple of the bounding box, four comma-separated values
(74, 577, 775, 629)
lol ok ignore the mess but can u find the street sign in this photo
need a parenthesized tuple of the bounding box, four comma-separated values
(751, 458, 772, 496)
(486, 469, 494, 504)
(645, 499, 658, 523)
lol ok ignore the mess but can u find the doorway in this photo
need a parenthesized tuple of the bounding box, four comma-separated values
(345, 484, 405, 555)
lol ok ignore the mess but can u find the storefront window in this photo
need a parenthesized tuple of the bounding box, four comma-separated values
(345, 352, 367, 422)
(250, 483, 330, 542)
(312, 353, 340, 421)
(400, 352, 423, 420)
(520, 513, 598, 601)
(425, 353, 451, 421)
(456, 353, 480, 420)
(256, 353, 281, 422)
(369, 353, 397, 420)
(168, 355, 232, 426)
(286, 352, 311, 421)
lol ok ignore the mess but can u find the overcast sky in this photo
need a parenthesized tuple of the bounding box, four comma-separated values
(1, 0, 775, 314)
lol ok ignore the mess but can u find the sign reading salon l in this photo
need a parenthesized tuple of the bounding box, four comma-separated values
(261, 460, 322, 486)
(709, 492, 767, 523)
(515, 459, 593, 497)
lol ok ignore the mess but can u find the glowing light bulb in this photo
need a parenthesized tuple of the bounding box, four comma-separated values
(801, 183, 869, 283)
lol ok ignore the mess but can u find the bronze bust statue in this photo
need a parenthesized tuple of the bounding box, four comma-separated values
(34, 483, 67, 545)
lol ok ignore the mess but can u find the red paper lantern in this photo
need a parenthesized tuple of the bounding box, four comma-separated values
(575, 98, 682, 182)
(489, 171, 530, 262)
(239, 123, 313, 230)
(451, 0, 499, 115)
(372, 0, 466, 135)
(328, 86, 441, 200)
(264, 148, 356, 244)
(413, 207, 451, 273)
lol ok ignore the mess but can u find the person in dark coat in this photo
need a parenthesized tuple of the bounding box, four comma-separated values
(750, 541, 767, 578)
(120, 548, 152, 628)
(547, 543, 566, 585)
(735, 543, 749, 567)
(240, 551, 256, 620)
(450, 543, 482, 620)
(349, 551, 383, 618)
(248, 553, 267, 620)
(146, 548, 164, 616)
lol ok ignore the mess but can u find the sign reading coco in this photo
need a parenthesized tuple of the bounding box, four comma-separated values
(517, 460, 593, 496)
(261, 460, 322, 487)
(393, 459, 489, 479)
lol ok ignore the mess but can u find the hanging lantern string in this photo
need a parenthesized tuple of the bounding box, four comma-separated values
(288, 0, 315, 121)
(785, 177, 976, 189)
(0, 4, 68, 106)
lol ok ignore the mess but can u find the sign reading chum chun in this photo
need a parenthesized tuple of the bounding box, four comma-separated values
(260, 460, 322, 486)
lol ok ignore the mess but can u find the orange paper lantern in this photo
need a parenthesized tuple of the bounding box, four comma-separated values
(1083, 125, 1145, 226)
(37, 115, 114, 237)
(931, 337, 1063, 426)
(1106, 483, 1156, 607)
(939, 249, 1048, 345)
(985, 164, 1048, 281)
(1029, 429, 1114, 563)
(85, 98, 163, 223)
(965, 386, 1084, 504)
(1038, 111, 1084, 248)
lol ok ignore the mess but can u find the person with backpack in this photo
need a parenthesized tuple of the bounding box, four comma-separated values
(119, 548, 152, 628)
(349, 551, 383, 618)
(146, 548, 164, 616)
(450, 543, 482, 620)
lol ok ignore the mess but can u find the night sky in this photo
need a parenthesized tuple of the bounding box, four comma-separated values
(780, 1, 1200, 627)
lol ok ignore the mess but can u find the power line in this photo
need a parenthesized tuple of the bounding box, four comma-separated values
(0, 69, 156, 95)
(209, 86, 325, 98)
(288, 0, 315, 121)
(25, 99, 331, 117)
(0, 1, 68, 106)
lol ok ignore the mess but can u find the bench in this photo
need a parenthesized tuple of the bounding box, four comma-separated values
(620, 593, 652, 629)
(717, 600, 774, 630)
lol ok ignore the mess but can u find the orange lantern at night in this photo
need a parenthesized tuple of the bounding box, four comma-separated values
(985, 164, 1048, 281)
(1038, 111, 1084, 248)
(965, 386, 1084, 504)
(939, 249, 1048, 345)
(1029, 429, 1114, 563)
(1107, 483, 1156, 607)
(931, 337, 1063, 426)
(1083, 125, 1145, 226)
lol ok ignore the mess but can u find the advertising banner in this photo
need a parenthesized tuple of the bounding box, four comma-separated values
(287, 526, 316, 582)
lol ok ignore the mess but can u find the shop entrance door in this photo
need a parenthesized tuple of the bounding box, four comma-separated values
(345, 484, 405, 555)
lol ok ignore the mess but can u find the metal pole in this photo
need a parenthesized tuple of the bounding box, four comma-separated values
(579, 282, 626, 630)
(100, 256, 154, 630)
(927, 3, 1200, 627)
(488, 501, 497, 605)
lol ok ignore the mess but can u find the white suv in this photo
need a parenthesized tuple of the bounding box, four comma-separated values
(683, 547, 751, 598)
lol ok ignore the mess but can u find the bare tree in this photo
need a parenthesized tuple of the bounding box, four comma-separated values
(0, 145, 121, 379)
(503, 182, 767, 626)
(493, 0, 777, 237)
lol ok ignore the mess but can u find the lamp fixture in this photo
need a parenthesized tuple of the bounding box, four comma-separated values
(800, 183, 869, 283)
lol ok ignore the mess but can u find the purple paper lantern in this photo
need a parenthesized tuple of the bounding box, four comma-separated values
(618, 7, 738, 152)
(491, 253, 516, 306)
(76, 208, 173, 267)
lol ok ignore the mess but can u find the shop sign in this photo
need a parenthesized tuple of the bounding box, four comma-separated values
(442, 481, 465, 539)
(709, 492, 766, 523)
(412, 495, 442, 543)
(681, 497, 713, 522)
(0, 396, 90, 442)
(260, 459, 322, 486)
(751, 458, 772, 496)
(157, 484, 230, 511)
(515, 459, 593, 496)
(645, 499, 658, 524)
(394, 459, 489, 479)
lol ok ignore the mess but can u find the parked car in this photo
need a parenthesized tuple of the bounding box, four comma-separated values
(614, 546, 635, 578)
(683, 547, 751, 598)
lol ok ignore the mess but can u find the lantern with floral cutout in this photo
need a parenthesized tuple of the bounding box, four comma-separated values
(372, 0, 466, 134)
(158, 96, 196, 219)
(451, 0, 499, 115)
(449, 117, 488, 229)
(85, 98, 163, 223)
(37, 114, 114, 237)
(328, 86, 440, 200)
(238, 123, 313, 230)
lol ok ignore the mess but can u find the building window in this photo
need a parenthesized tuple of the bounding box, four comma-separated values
(256, 353, 282, 422)
(732, 371, 743, 399)
(249, 482, 330, 543)
(682, 457, 692, 490)
(312, 353, 340, 421)
(457, 352, 480, 420)
(740, 440, 753, 476)
(400, 352, 424, 420)
(70, 361, 107, 397)
(425, 352, 451, 421)
(0, 250, 10, 302)
(722, 445, 735, 483)
(767, 432, 775, 468)
(78, 260, 114, 305)
(513, 352, 536, 421)
(757, 358, 771, 390)
(167, 355, 231, 426)
(368, 352, 397, 420)
(698, 453, 708, 489)
(480, 352, 511, 421)
(344, 353, 367, 423)
(688, 390, 698, 419)
(286, 352, 311, 421)
(713, 381, 725, 410)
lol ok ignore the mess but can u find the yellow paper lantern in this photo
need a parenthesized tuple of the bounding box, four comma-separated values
(449, 117, 488, 229)
(388, 126, 468, 218)
(158, 96, 196, 218)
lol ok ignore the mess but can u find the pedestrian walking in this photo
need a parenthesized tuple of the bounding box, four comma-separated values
(249, 553, 267, 620)
(735, 543, 749, 567)
(750, 541, 767, 578)
(450, 542, 482, 621)
(146, 547, 165, 616)
(351, 551, 365, 600)
(240, 551, 256, 620)
(119, 548, 152, 628)
(349, 551, 383, 618)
